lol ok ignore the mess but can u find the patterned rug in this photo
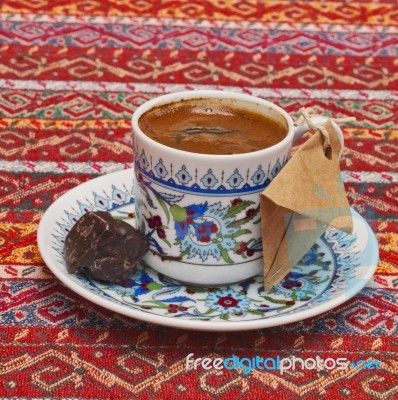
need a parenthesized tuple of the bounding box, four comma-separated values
(0, 1, 397, 399)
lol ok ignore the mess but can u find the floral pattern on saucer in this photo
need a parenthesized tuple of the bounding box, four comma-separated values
(51, 177, 362, 322)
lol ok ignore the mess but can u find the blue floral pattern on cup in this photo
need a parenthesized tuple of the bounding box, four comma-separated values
(138, 170, 262, 263)
(172, 201, 239, 262)
(251, 165, 266, 185)
(155, 159, 168, 178)
(134, 151, 289, 266)
(175, 165, 192, 185)
(200, 169, 219, 188)
(136, 155, 289, 194)
(227, 169, 244, 188)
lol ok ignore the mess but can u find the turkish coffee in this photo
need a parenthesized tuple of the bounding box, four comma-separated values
(138, 98, 287, 155)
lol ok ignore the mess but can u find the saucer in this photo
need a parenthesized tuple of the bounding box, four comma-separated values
(37, 169, 379, 331)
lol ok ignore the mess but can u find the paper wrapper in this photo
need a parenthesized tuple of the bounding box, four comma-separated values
(261, 119, 353, 290)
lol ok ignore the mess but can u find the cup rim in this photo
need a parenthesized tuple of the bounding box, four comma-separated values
(131, 90, 295, 160)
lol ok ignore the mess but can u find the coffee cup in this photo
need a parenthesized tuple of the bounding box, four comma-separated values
(131, 90, 344, 285)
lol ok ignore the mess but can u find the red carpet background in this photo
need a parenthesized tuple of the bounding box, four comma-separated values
(0, 1, 397, 399)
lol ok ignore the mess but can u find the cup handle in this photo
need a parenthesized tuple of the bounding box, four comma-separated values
(293, 115, 345, 159)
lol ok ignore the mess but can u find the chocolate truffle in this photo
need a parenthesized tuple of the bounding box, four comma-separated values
(64, 211, 149, 283)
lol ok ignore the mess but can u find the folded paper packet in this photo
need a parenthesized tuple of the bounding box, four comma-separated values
(261, 116, 354, 290)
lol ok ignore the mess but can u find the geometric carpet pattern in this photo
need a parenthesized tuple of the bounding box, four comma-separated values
(0, 1, 397, 398)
